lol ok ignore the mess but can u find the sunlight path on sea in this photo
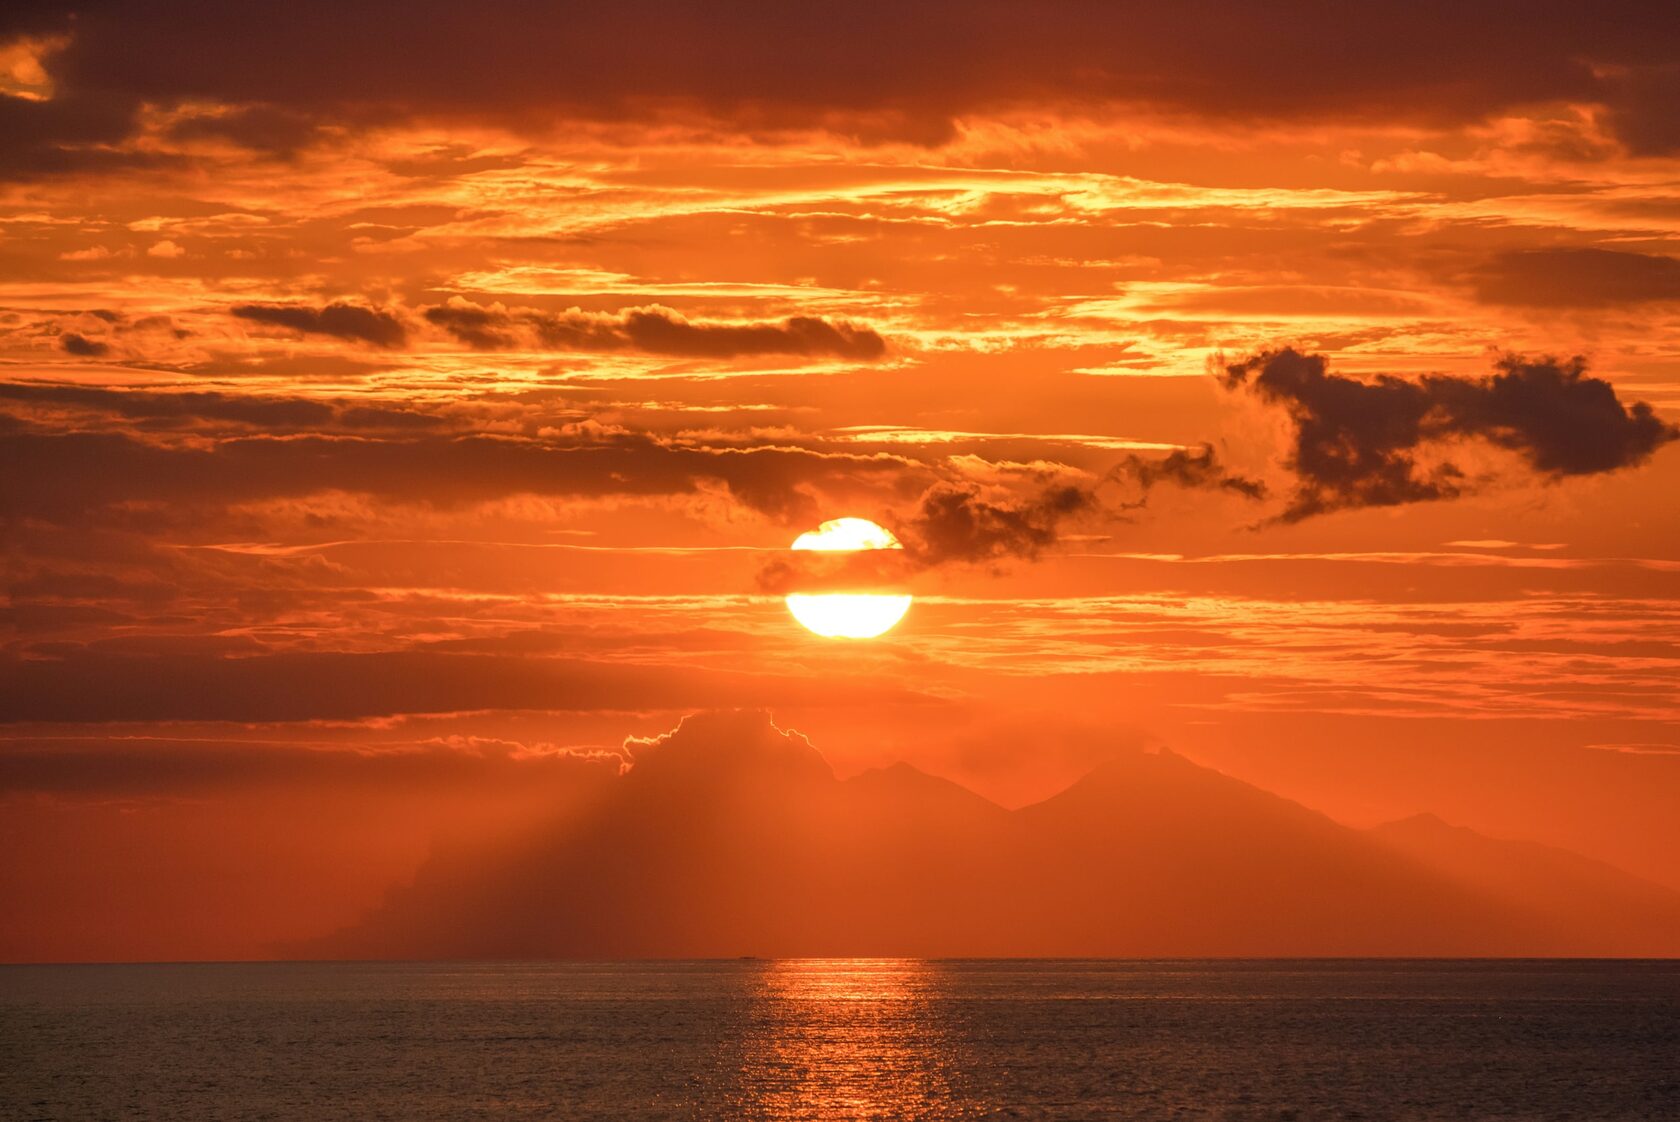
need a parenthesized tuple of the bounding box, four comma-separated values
(730, 959, 976, 1118)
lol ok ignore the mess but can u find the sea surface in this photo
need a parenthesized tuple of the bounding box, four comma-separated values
(3, 959, 1678, 1120)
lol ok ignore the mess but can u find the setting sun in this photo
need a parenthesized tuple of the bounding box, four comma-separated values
(785, 518, 913, 638)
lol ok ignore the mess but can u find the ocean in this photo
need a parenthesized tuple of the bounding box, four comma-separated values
(3, 959, 1678, 1120)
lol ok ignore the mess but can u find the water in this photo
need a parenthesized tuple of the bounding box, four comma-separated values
(3, 960, 1678, 1120)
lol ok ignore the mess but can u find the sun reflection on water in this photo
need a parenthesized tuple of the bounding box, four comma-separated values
(734, 959, 976, 1120)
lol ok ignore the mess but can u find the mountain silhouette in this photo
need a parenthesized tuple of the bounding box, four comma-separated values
(1369, 813, 1680, 955)
(310, 711, 1680, 958)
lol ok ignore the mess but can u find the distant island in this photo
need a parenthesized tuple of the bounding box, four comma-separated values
(309, 711, 1680, 959)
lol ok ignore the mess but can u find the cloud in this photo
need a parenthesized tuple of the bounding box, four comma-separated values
(0, 382, 444, 431)
(58, 332, 108, 357)
(167, 103, 323, 155)
(1600, 62, 1680, 157)
(1471, 249, 1680, 307)
(0, 84, 161, 179)
(0, 737, 621, 797)
(1223, 348, 1679, 521)
(0, 428, 913, 524)
(755, 447, 1264, 590)
(751, 480, 1093, 593)
(424, 301, 887, 360)
(1107, 445, 1266, 506)
(898, 481, 1092, 567)
(893, 448, 1262, 567)
(0, 649, 929, 723)
(10, 0, 1680, 178)
(232, 302, 410, 348)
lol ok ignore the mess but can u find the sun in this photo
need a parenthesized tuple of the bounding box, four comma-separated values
(785, 518, 913, 639)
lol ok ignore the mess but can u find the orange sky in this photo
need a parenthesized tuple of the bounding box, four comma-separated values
(3, 2, 1679, 960)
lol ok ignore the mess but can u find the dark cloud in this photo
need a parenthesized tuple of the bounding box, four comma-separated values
(9, 1, 1680, 174)
(1108, 445, 1266, 506)
(0, 649, 929, 723)
(0, 382, 443, 431)
(898, 481, 1092, 568)
(2, 382, 330, 427)
(336, 405, 452, 430)
(0, 428, 912, 523)
(1471, 249, 1680, 307)
(168, 354, 399, 381)
(425, 302, 887, 360)
(231, 302, 409, 348)
(751, 480, 1092, 593)
(58, 332, 109, 357)
(0, 738, 620, 797)
(1600, 63, 1680, 156)
(754, 446, 1264, 590)
(1224, 348, 1678, 521)
(167, 104, 323, 155)
(0, 87, 164, 179)
(892, 450, 1262, 568)
(421, 303, 515, 350)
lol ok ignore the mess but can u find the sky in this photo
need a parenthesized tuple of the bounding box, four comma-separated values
(3, 2, 1680, 960)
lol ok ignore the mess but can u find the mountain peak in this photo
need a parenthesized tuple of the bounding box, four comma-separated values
(623, 709, 833, 785)
(1376, 812, 1465, 837)
(317, 718, 1680, 958)
(844, 760, 1009, 816)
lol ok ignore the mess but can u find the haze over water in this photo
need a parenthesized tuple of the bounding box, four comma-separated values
(5, 959, 1679, 1120)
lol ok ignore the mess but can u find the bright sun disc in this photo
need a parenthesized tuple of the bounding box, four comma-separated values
(785, 518, 912, 639)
